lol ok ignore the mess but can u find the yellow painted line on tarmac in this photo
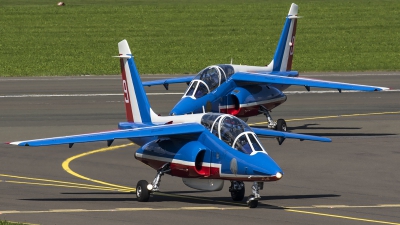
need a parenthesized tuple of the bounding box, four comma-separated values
(8, 221, 39, 225)
(286, 204, 400, 209)
(250, 111, 400, 126)
(62, 144, 244, 206)
(61, 143, 136, 191)
(0, 174, 123, 191)
(4, 180, 127, 192)
(285, 209, 400, 225)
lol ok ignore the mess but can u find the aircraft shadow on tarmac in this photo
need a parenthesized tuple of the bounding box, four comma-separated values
(20, 193, 340, 208)
(253, 123, 397, 137)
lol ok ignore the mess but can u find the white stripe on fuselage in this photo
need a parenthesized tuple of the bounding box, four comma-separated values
(135, 152, 274, 179)
(124, 59, 142, 122)
(219, 96, 287, 109)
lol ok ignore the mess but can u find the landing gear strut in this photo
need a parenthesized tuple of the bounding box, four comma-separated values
(246, 182, 263, 208)
(229, 181, 245, 201)
(259, 105, 277, 129)
(136, 163, 171, 202)
(259, 106, 287, 144)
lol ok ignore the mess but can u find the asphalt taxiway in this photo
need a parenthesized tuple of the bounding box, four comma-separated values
(0, 72, 399, 225)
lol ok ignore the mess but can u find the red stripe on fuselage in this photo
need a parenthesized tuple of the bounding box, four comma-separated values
(136, 155, 280, 182)
(120, 58, 134, 122)
(220, 98, 286, 117)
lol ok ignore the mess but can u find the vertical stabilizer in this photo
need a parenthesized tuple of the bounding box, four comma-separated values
(271, 3, 299, 71)
(117, 40, 156, 123)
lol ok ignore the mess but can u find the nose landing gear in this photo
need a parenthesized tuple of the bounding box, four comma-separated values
(136, 163, 171, 202)
(246, 181, 263, 208)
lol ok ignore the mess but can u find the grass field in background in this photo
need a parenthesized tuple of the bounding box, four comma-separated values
(0, 0, 399, 76)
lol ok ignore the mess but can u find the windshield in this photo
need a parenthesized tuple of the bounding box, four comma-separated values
(200, 113, 265, 155)
(185, 65, 235, 99)
(184, 80, 209, 99)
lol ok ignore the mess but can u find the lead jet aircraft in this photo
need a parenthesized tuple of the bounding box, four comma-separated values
(8, 40, 331, 208)
(143, 3, 389, 132)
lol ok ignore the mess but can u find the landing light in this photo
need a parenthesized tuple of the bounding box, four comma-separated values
(276, 172, 283, 179)
(147, 184, 153, 190)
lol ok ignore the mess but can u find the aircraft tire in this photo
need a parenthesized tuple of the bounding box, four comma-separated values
(276, 119, 287, 131)
(230, 186, 245, 201)
(275, 119, 287, 145)
(136, 180, 150, 202)
(248, 200, 258, 208)
(247, 195, 258, 208)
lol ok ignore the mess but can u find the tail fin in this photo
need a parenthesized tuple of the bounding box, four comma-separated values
(116, 40, 156, 123)
(269, 3, 300, 72)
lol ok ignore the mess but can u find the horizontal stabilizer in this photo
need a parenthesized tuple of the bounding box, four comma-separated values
(113, 54, 131, 59)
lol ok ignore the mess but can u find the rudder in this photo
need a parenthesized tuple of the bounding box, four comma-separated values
(117, 40, 155, 123)
(271, 3, 300, 72)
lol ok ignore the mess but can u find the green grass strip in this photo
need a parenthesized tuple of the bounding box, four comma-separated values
(0, 0, 399, 76)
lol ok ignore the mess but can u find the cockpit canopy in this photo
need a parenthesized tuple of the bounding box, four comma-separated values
(201, 113, 266, 155)
(184, 65, 235, 99)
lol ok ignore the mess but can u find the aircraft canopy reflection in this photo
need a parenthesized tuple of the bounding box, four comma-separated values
(201, 113, 265, 155)
(184, 65, 235, 99)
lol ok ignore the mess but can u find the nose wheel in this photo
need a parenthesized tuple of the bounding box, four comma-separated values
(136, 180, 151, 202)
(135, 163, 170, 202)
(246, 181, 263, 208)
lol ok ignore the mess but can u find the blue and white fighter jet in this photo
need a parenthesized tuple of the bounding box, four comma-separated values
(143, 3, 389, 132)
(8, 40, 331, 208)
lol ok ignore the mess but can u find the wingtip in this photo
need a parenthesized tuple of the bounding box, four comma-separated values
(6, 141, 29, 146)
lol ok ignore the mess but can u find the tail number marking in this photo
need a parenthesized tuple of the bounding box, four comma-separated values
(289, 36, 295, 56)
(122, 80, 130, 103)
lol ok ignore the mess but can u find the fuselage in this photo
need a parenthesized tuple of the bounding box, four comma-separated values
(119, 113, 283, 182)
(169, 64, 298, 117)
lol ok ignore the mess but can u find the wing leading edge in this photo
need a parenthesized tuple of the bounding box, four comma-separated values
(142, 76, 195, 90)
(251, 127, 331, 143)
(232, 72, 389, 92)
(8, 123, 205, 147)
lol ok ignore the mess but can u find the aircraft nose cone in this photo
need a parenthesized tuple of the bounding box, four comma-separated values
(170, 97, 200, 115)
(251, 153, 283, 180)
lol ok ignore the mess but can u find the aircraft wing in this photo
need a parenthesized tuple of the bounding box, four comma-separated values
(232, 72, 389, 92)
(251, 127, 331, 143)
(8, 123, 205, 147)
(142, 75, 195, 89)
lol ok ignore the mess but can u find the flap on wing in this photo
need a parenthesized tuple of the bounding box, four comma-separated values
(232, 72, 389, 91)
(8, 123, 206, 147)
(251, 127, 331, 143)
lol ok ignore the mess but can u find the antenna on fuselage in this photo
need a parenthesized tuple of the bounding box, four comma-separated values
(230, 58, 233, 65)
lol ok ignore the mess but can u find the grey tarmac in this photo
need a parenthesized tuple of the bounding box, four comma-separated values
(0, 72, 399, 225)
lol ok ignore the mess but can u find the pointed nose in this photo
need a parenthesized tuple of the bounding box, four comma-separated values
(170, 97, 201, 115)
(250, 153, 283, 180)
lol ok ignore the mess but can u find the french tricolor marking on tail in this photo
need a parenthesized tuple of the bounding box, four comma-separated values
(119, 56, 134, 122)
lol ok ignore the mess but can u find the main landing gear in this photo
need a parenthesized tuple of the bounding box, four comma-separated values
(136, 163, 171, 202)
(230, 181, 263, 208)
(259, 105, 287, 131)
(259, 106, 287, 144)
(229, 181, 245, 201)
